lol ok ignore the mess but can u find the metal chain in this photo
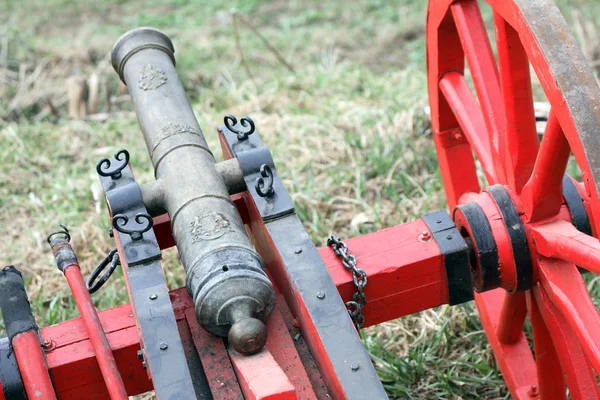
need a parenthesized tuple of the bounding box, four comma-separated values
(86, 248, 120, 294)
(327, 235, 368, 332)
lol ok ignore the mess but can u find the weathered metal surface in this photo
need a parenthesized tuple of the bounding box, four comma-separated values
(422, 210, 473, 305)
(97, 153, 196, 399)
(219, 119, 295, 222)
(112, 28, 275, 354)
(98, 153, 161, 267)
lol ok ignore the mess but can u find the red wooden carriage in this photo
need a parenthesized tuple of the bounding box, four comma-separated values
(1, 0, 599, 399)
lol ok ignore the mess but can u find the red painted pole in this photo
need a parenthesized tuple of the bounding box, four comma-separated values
(47, 227, 128, 400)
(63, 264, 129, 400)
(12, 330, 57, 400)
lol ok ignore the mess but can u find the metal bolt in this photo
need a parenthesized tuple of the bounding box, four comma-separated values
(137, 350, 143, 360)
(293, 333, 301, 342)
(316, 292, 326, 300)
(159, 342, 168, 350)
(149, 294, 158, 300)
(436, 219, 442, 224)
(108, 228, 114, 238)
(446, 235, 453, 240)
(529, 384, 538, 397)
(142, 361, 147, 369)
(350, 363, 360, 371)
(41, 339, 56, 352)
(295, 247, 303, 254)
(419, 231, 432, 242)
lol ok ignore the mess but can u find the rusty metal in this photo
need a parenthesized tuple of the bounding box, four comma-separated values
(86, 248, 120, 294)
(327, 235, 368, 331)
(111, 27, 276, 355)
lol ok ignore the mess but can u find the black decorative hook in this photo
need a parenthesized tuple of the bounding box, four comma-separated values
(47, 224, 71, 244)
(224, 114, 255, 141)
(112, 213, 153, 241)
(96, 149, 130, 180)
(255, 164, 274, 197)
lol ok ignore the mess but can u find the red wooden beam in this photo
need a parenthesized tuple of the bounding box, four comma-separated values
(318, 220, 448, 326)
(156, 210, 451, 328)
(229, 349, 297, 400)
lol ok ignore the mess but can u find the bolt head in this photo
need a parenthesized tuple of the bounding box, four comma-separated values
(350, 363, 360, 371)
(316, 292, 326, 299)
(295, 247, 303, 254)
(149, 294, 158, 300)
(137, 350, 143, 359)
(419, 231, 432, 241)
(159, 342, 168, 350)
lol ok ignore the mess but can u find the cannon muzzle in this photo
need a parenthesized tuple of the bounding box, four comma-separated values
(111, 27, 276, 355)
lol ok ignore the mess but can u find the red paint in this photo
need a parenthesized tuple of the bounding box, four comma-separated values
(533, 282, 600, 399)
(496, 292, 527, 345)
(13, 330, 57, 400)
(526, 289, 566, 399)
(494, 13, 538, 194)
(474, 290, 538, 399)
(63, 265, 128, 399)
(427, 0, 600, 396)
(531, 220, 600, 275)
(439, 72, 496, 183)
(520, 111, 570, 222)
(451, 0, 506, 184)
(229, 348, 297, 400)
(185, 308, 244, 400)
(265, 304, 317, 399)
(318, 220, 449, 325)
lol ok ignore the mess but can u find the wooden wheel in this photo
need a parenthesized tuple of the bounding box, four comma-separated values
(427, 0, 600, 398)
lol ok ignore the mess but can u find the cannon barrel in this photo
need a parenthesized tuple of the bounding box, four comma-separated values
(111, 27, 275, 355)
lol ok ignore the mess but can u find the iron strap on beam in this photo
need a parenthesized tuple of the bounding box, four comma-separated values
(422, 211, 474, 305)
(219, 120, 388, 399)
(97, 153, 199, 400)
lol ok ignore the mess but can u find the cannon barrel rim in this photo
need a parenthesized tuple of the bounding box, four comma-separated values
(111, 27, 176, 83)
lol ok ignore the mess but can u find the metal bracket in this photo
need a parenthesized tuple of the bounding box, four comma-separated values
(96, 150, 197, 399)
(219, 118, 388, 399)
(422, 210, 474, 305)
(97, 152, 161, 267)
(219, 120, 294, 221)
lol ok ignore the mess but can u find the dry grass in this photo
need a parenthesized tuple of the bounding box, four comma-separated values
(2, 0, 600, 399)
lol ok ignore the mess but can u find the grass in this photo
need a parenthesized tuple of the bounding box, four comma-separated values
(1, 0, 600, 399)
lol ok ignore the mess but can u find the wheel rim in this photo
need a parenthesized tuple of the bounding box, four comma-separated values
(427, 0, 600, 398)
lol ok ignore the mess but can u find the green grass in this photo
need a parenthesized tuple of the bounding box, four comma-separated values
(1, 0, 600, 399)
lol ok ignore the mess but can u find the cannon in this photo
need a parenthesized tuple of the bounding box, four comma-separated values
(2, 0, 600, 399)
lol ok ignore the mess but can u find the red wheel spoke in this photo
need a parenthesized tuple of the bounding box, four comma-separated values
(451, 0, 507, 184)
(533, 283, 600, 400)
(520, 111, 570, 222)
(527, 290, 567, 400)
(496, 292, 527, 344)
(531, 220, 600, 274)
(439, 72, 497, 184)
(537, 259, 600, 375)
(494, 12, 539, 194)
(474, 290, 538, 398)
